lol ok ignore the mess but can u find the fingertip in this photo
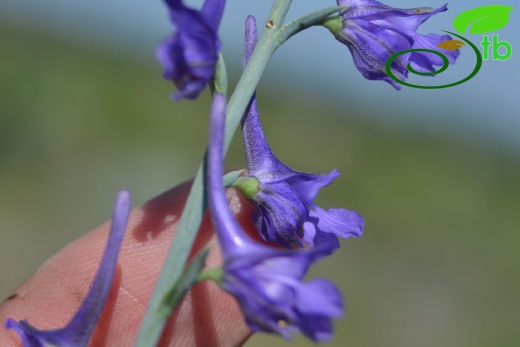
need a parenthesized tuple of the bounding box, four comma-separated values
(0, 181, 255, 346)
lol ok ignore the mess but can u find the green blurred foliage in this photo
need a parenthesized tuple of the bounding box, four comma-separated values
(1, 23, 519, 346)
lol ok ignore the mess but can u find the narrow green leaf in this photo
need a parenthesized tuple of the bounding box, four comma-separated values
(453, 5, 514, 34)
(159, 248, 210, 319)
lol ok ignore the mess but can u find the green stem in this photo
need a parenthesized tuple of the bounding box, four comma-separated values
(276, 6, 344, 45)
(133, 1, 293, 346)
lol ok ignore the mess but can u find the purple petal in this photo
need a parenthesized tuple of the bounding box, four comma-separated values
(222, 250, 343, 342)
(207, 93, 248, 254)
(408, 33, 460, 72)
(339, 20, 410, 89)
(297, 315, 334, 342)
(243, 16, 258, 68)
(294, 279, 343, 317)
(369, 5, 447, 33)
(253, 182, 307, 247)
(303, 221, 341, 250)
(286, 169, 340, 202)
(241, 97, 291, 175)
(314, 207, 364, 239)
(158, 0, 224, 100)
(200, 0, 226, 32)
(340, 0, 447, 32)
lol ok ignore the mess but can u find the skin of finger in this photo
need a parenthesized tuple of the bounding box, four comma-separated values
(0, 181, 254, 346)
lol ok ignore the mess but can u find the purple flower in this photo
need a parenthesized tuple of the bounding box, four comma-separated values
(5, 191, 131, 347)
(157, 0, 226, 100)
(334, 0, 459, 89)
(240, 101, 364, 250)
(237, 16, 364, 250)
(208, 93, 343, 342)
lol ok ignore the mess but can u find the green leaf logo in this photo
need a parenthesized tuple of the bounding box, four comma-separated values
(453, 5, 514, 34)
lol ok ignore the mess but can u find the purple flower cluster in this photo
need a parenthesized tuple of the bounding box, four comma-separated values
(204, 16, 363, 342)
(334, 0, 460, 89)
(240, 97, 364, 250)
(157, 0, 226, 100)
(239, 17, 364, 251)
(4, 0, 461, 343)
(208, 93, 344, 341)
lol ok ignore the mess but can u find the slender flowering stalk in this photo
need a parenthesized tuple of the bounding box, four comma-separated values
(208, 92, 343, 342)
(327, 0, 460, 89)
(5, 191, 131, 347)
(135, 2, 295, 343)
(236, 16, 363, 249)
(157, 0, 226, 100)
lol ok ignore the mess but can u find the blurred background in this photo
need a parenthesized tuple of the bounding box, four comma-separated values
(0, 0, 519, 346)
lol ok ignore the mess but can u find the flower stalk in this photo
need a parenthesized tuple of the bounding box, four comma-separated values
(134, 1, 295, 345)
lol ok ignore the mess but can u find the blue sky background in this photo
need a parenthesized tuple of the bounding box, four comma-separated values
(1, 0, 519, 153)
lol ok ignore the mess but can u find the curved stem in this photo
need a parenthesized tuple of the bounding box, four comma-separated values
(276, 6, 344, 45)
(133, 1, 293, 346)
